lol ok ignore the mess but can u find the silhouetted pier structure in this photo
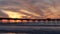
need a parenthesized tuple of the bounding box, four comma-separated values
(0, 18, 60, 22)
(0, 18, 60, 26)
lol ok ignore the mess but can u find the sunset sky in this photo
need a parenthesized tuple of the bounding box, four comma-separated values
(0, 0, 60, 19)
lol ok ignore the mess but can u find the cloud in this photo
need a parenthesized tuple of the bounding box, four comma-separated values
(0, 0, 60, 19)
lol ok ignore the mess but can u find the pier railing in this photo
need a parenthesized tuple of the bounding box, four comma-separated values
(0, 18, 60, 23)
(0, 18, 59, 26)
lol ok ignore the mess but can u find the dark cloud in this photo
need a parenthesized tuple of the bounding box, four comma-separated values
(0, 10, 8, 18)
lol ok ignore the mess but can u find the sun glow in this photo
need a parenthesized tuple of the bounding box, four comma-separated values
(1, 10, 26, 18)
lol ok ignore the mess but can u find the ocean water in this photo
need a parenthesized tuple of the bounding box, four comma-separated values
(0, 21, 60, 34)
